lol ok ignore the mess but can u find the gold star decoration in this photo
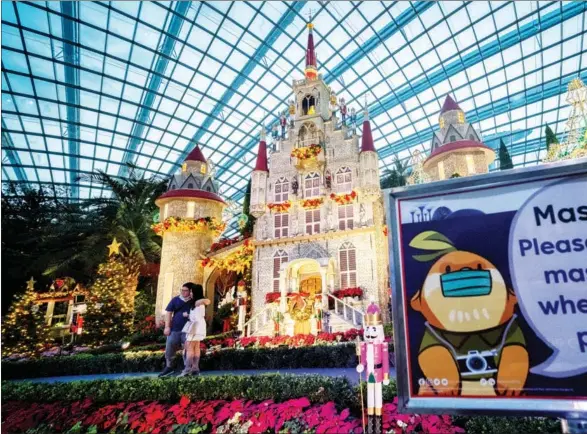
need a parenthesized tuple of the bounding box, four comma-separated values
(108, 238, 122, 257)
(26, 277, 36, 291)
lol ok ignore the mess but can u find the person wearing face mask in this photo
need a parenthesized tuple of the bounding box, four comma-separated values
(179, 284, 210, 376)
(159, 282, 208, 377)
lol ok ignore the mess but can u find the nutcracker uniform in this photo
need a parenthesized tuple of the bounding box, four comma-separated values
(357, 301, 390, 434)
(236, 281, 248, 333)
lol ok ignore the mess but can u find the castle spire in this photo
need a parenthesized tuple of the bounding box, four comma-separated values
(304, 14, 318, 80)
(254, 128, 269, 172)
(185, 143, 207, 163)
(361, 97, 376, 153)
(440, 95, 461, 114)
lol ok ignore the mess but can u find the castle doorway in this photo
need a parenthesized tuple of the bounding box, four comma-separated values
(286, 259, 322, 335)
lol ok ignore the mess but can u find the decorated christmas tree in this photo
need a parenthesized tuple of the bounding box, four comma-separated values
(1, 278, 53, 357)
(545, 125, 559, 151)
(498, 139, 514, 170)
(83, 239, 141, 345)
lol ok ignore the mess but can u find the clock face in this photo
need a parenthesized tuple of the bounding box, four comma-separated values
(237, 214, 249, 229)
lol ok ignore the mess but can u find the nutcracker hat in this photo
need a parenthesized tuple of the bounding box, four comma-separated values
(365, 300, 382, 326)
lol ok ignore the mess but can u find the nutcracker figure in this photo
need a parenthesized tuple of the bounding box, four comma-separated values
(235, 280, 248, 333)
(272, 122, 279, 141)
(340, 97, 347, 126)
(356, 301, 390, 434)
(350, 107, 357, 134)
(330, 89, 338, 118)
(313, 297, 323, 333)
(288, 99, 296, 116)
(280, 112, 287, 139)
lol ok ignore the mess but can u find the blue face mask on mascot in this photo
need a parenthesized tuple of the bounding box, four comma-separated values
(440, 268, 492, 297)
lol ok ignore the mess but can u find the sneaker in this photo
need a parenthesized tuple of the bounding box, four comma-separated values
(177, 371, 190, 377)
(158, 366, 175, 377)
(191, 371, 200, 376)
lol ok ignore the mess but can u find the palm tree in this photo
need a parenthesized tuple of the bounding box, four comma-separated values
(380, 157, 409, 189)
(42, 164, 167, 278)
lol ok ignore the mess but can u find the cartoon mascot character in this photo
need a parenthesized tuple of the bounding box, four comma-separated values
(409, 231, 528, 397)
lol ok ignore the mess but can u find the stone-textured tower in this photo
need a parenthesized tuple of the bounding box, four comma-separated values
(423, 95, 495, 181)
(250, 128, 269, 218)
(359, 103, 380, 200)
(154, 145, 225, 322)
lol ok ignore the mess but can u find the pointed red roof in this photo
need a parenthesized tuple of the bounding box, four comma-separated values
(304, 22, 317, 79)
(254, 138, 269, 172)
(440, 95, 461, 114)
(185, 144, 207, 163)
(361, 119, 376, 153)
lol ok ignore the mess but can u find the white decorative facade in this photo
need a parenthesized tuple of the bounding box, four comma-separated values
(247, 21, 389, 336)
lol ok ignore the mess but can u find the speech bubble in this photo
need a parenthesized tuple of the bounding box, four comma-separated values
(509, 176, 587, 378)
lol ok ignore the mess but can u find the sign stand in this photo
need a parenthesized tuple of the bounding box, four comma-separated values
(562, 419, 587, 434)
(385, 159, 587, 420)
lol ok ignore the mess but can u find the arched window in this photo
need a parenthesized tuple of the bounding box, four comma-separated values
(302, 94, 316, 115)
(304, 172, 320, 197)
(274, 177, 289, 203)
(339, 242, 357, 289)
(187, 183, 194, 189)
(336, 167, 352, 193)
(273, 250, 288, 292)
(469, 135, 475, 140)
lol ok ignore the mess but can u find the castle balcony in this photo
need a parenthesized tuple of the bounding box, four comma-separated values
(291, 145, 325, 171)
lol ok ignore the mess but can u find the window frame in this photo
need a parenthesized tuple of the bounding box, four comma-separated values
(339, 242, 357, 289)
(274, 212, 289, 238)
(338, 204, 354, 231)
(335, 167, 352, 193)
(305, 208, 320, 235)
(274, 177, 289, 203)
(304, 172, 321, 198)
(273, 250, 288, 292)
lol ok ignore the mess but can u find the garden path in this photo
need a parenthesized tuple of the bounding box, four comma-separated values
(12, 367, 397, 385)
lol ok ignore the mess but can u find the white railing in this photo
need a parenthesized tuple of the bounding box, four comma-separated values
(325, 293, 364, 327)
(244, 305, 275, 337)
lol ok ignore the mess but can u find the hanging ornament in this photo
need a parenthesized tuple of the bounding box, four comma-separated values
(237, 213, 249, 230)
(26, 277, 36, 291)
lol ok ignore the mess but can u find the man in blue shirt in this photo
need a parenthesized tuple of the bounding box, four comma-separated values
(159, 284, 193, 377)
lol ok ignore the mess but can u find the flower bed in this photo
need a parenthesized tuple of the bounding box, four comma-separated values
(291, 144, 321, 160)
(330, 190, 358, 205)
(1, 398, 363, 434)
(332, 288, 363, 299)
(151, 216, 225, 237)
(2, 342, 379, 379)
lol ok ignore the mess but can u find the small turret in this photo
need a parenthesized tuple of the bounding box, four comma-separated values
(359, 100, 380, 200)
(250, 128, 269, 217)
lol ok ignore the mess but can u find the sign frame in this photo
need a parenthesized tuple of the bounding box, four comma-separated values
(384, 158, 587, 418)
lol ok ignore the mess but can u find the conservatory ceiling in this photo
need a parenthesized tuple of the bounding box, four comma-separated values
(1, 1, 587, 234)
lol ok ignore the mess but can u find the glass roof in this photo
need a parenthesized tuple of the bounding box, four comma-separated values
(2, 1, 586, 235)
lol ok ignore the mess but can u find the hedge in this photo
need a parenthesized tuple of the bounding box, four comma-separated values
(1, 374, 360, 412)
(2, 343, 368, 380)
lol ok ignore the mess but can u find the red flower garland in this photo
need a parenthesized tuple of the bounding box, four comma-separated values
(330, 190, 358, 205)
(267, 201, 292, 213)
(265, 292, 281, 304)
(301, 198, 323, 209)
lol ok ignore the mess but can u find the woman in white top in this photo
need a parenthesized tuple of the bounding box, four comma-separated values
(180, 284, 210, 376)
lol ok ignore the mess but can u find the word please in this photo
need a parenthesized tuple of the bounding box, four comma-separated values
(519, 237, 587, 256)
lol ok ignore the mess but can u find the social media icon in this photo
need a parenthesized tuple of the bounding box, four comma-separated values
(441, 378, 448, 386)
(480, 378, 487, 386)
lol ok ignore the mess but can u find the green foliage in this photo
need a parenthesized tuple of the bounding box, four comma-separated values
(498, 139, 514, 170)
(170, 423, 209, 434)
(2, 374, 359, 411)
(1, 343, 365, 379)
(545, 125, 559, 151)
(453, 415, 561, 434)
(133, 288, 155, 323)
(240, 180, 256, 237)
(380, 157, 408, 189)
(383, 323, 393, 338)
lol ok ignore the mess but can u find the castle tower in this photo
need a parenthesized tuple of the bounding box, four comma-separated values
(423, 95, 495, 181)
(246, 18, 390, 336)
(154, 145, 226, 322)
(359, 102, 380, 200)
(251, 128, 269, 218)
